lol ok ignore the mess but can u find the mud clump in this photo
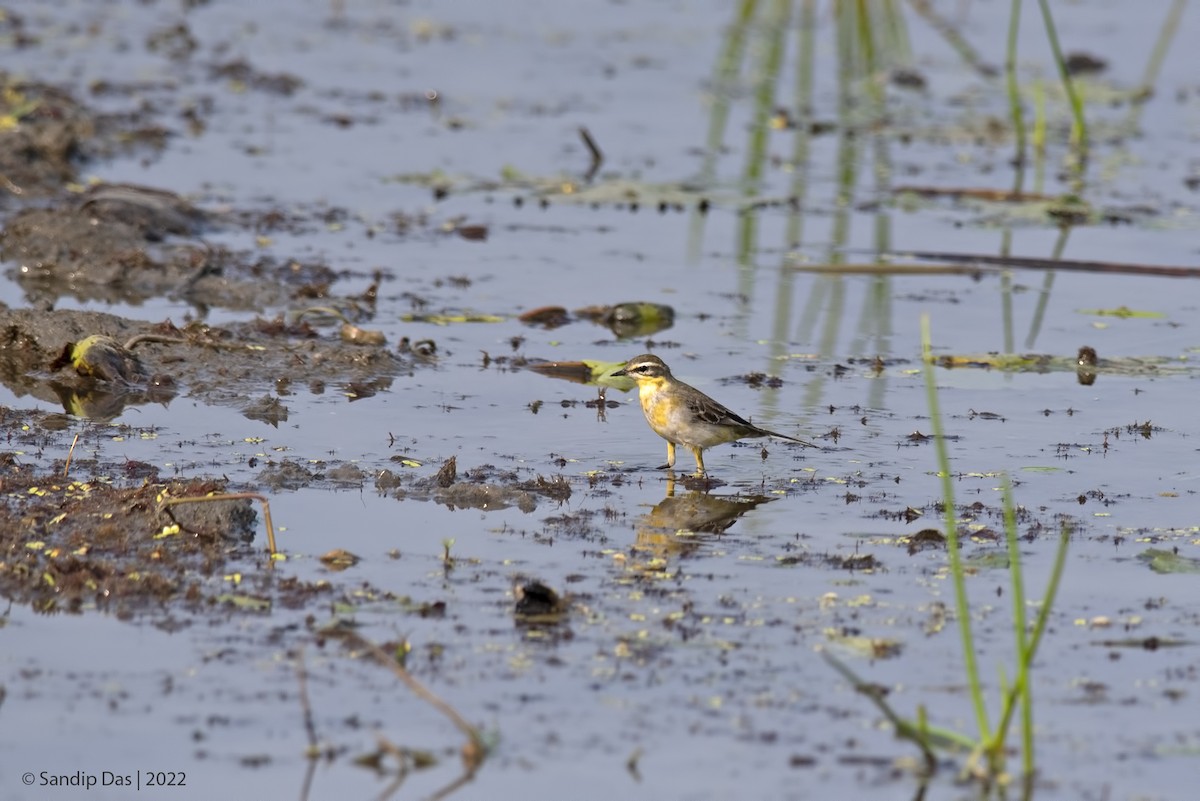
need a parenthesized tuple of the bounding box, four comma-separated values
(0, 81, 102, 197)
(0, 307, 411, 421)
(258, 459, 320, 491)
(376, 463, 571, 513)
(0, 467, 257, 616)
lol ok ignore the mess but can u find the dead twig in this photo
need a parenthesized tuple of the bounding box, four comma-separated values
(893, 249, 1200, 279)
(790, 262, 991, 276)
(333, 630, 487, 773)
(296, 648, 320, 757)
(63, 433, 80, 479)
(579, 126, 603, 182)
(122, 333, 189, 350)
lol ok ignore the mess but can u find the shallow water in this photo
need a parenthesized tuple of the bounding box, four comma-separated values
(4, 1, 1200, 800)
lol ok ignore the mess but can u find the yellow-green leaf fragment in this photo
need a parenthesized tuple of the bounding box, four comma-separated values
(1077, 306, 1165, 319)
(1138, 548, 1200, 574)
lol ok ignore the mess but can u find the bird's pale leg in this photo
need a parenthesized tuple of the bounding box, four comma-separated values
(688, 445, 706, 476)
(656, 441, 676, 470)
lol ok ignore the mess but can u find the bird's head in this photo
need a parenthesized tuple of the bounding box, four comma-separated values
(613, 354, 671, 383)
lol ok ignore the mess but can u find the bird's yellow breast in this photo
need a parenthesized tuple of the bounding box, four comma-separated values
(636, 376, 676, 437)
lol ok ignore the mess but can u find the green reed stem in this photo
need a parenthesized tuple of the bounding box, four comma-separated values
(736, 0, 789, 278)
(1000, 475, 1033, 772)
(770, 0, 817, 372)
(1122, 0, 1186, 135)
(1023, 224, 1069, 348)
(1035, 0, 1087, 155)
(688, 0, 757, 261)
(1005, 0, 1026, 169)
(920, 314, 990, 739)
(1032, 78, 1047, 192)
(990, 517, 1070, 779)
(705, 0, 758, 172)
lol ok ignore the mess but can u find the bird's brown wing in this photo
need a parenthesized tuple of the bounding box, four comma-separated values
(686, 395, 757, 431)
(687, 395, 817, 447)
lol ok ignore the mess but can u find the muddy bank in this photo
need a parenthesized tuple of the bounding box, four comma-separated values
(0, 306, 419, 421)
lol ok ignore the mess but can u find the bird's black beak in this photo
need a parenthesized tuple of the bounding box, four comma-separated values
(612, 366, 628, 377)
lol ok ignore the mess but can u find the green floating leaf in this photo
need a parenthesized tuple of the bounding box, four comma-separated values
(1137, 548, 1200, 575)
(215, 593, 272, 610)
(527, 359, 636, 391)
(962, 551, 1011, 570)
(1077, 306, 1165, 319)
(824, 631, 903, 660)
(399, 312, 506, 325)
(585, 359, 636, 391)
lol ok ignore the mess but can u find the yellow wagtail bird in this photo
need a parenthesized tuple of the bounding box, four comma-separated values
(613, 353, 816, 475)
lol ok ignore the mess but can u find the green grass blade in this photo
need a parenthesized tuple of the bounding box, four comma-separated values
(921, 315, 991, 739)
(1005, 0, 1027, 170)
(1035, 0, 1087, 156)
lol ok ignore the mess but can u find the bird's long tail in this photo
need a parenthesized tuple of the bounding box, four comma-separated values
(763, 429, 818, 449)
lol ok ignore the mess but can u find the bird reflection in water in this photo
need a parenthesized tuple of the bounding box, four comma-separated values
(633, 476, 775, 562)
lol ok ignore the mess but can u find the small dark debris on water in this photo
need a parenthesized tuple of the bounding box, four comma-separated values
(578, 125, 604, 182)
(904, 529, 946, 555)
(374, 469, 404, 491)
(210, 58, 303, 95)
(519, 306, 571, 329)
(967, 409, 1005, 422)
(121, 459, 159, 481)
(522, 474, 571, 502)
(526, 360, 594, 384)
(838, 553, 878, 571)
(427, 479, 537, 513)
(243, 395, 289, 426)
(340, 323, 386, 346)
(397, 337, 437, 358)
(889, 68, 927, 90)
(1077, 344, 1099, 385)
(1105, 420, 1161, 440)
(327, 464, 366, 484)
(1064, 51, 1108, 76)
(319, 549, 360, 570)
(970, 527, 1002, 543)
(455, 224, 489, 241)
(600, 302, 674, 338)
(585, 396, 619, 409)
(723, 371, 783, 389)
(79, 182, 210, 239)
(258, 459, 318, 490)
(513, 579, 568, 624)
(342, 381, 378, 400)
(435, 456, 457, 487)
(1094, 635, 1187, 651)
